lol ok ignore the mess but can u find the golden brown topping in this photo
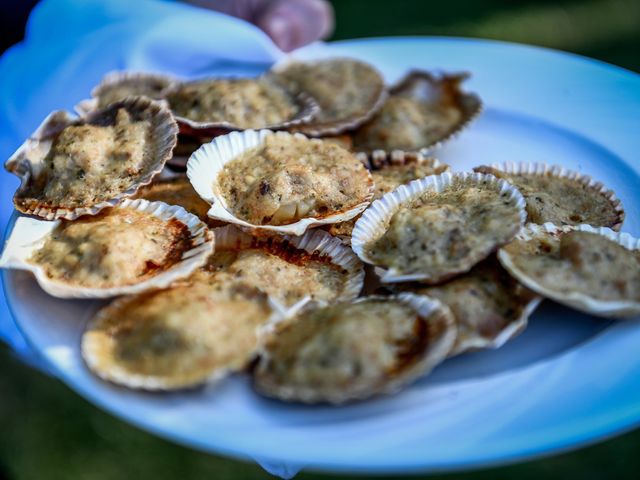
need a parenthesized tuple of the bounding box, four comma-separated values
(218, 134, 372, 225)
(401, 256, 538, 354)
(167, 78, 298, 128)
(502, 230, 640, 305)
(352, 72, 480, 152)
(275, 58, 386, 134)
(30, 208, 192, 288)
(253, 297, 453, 403)
(474, 166, 623, 229)
(366, 179, 523, 283)
(82, 280, 273, 389)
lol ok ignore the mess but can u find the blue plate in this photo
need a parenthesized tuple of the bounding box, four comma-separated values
(3, 37, 640, 473)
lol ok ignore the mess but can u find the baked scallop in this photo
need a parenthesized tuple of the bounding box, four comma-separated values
(398, 255, 541, 355)
(133, 175, 225, 227)
(82, 279, 275, 390)
(253, 294, 456, 404)
(165, 76, 318, 135)
(207, 226, 364, 308)
(272, 57, 387, 136)
(352, 172, 526, 283)
(327, 152, 450, 242)
(0, 199, 213, 298)
(188, 130, 374, 235)
(351, 71, 482, 154)
(6, 97, 178, 220)
(498, 223, 640, 318)
(75, 71, 177, 115)
(474, 163, 624, 230)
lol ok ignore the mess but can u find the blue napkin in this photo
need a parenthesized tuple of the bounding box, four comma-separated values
(0, 0, 302, 476)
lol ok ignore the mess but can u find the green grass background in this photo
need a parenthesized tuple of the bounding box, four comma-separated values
(2, 0, 640, 479)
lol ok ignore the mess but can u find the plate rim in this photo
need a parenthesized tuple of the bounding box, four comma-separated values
(3, 36, 640, 473)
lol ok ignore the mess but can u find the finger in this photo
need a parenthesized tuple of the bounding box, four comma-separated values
(256, 0, 334, 52)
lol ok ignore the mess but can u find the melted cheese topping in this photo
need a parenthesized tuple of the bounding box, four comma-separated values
(353, 96, 462, 151)
(367, 182, 522, 281)
(218, 135, 371, 225)
(404, 256, 537, 352)
(503, 231, 640, 302)
(31, 208, 191, 288)
(211, 247, 349, 306)
(167, 78, 298, 128)
(84, 281, 272, 388)
(255, 299, 432, 401)
(475, 167, 621, 228)
(276, 59, 384, 126)
(38, 109, 151, 207)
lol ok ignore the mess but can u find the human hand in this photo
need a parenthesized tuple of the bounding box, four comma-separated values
(183, 0, 334, 52)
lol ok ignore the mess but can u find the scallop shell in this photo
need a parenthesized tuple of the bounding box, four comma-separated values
(211, 225, 364, 306)
(326, 151, 450, 243)
(252, 293, 457, 404)
(351, 172, 527, 283)
(187, 129, 374, 236)
(396, 256, 542, 355)
(351, 70, 482, 155)
(473, 162, 625, 231)
(82, 279, 280, 390)
(164, 77, 319, 136)
(132, 174, 225, 227)
(0, 199, 213, 299)
(6, 97, 179, 221)
(271, 57, 388, 137)
(497, 223, 640, 318)
(75, 71, 178, 116)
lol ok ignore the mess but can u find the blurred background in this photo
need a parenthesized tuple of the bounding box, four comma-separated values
(1, 0, 639, 479)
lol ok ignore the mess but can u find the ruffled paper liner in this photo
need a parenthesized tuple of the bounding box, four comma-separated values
(212, 225, 364, 305)
(187, 129, 374, 236)
(497, 223, 640, 318)
(351, 172, 527, 283)
(327, 151, 450, 244)
(6, 97, 179, 221)
(352, 70, 483, 155)
(252, 293, 457, 404)
(0, 199, 213, 299)
(271, 57, 388, 137)
(474, 162, 625, 231)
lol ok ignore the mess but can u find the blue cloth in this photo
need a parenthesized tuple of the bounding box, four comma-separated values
(0, 1, 300, 477)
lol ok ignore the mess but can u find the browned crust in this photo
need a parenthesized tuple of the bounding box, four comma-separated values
(7, 97, 178, 220)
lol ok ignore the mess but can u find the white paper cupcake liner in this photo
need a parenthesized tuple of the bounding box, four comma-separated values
(187, 129, 374, 236)
(474, 161, 625, 231)
(0, 199, 214, 299)
(351, 172, 527, 283)
(497, 223, 640, 318)
(6, 97, 179, 221)
(253, 293, 457, 404)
